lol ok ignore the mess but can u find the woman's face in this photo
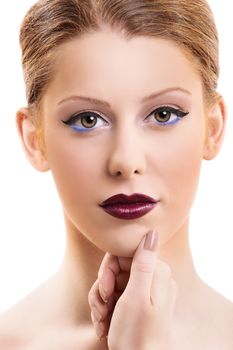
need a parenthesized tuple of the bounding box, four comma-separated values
(41, 28, 206, 257)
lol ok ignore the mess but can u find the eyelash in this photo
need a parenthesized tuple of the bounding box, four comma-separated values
(62, 106, 189, 133)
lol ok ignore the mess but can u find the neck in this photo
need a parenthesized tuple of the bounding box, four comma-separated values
(56, 216, 200, 325)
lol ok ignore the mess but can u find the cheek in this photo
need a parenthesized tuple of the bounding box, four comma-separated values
(156, 124, 204, 215)
(169, 143, 202, 198)
(45, 136, 102, 209)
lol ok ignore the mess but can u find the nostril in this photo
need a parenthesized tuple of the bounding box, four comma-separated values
(114, 169, 140, 177)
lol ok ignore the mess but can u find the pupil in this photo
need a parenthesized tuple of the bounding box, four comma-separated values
(82, 115, 97, 128)
(157, 110, 171, 122)
(160, 111, 167, 118)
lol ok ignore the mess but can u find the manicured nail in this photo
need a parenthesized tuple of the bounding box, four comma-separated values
(144, 230, 158, 251)
(99, 281, 108, 303)
(92, 307, 102, 322)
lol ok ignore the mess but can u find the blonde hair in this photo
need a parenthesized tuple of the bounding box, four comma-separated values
(20, 0, 220, 153)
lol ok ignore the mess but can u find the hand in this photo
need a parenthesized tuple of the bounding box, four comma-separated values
(88, 230, 178, 350)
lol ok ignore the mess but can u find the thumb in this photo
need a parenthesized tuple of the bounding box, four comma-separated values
(125, 230, 159, 298)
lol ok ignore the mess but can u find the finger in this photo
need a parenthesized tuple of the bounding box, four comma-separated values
(97, 253, 121, 302)
(88, 279, 109, 321)
(89, 279, 116, 339)
(92, 311, 112, 340)
(91, 319, 105, 340)
(97, 254, 132, 302)
(124, 230, 159, 300)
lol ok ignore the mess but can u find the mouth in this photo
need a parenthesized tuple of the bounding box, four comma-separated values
(99, 193, 159, 220)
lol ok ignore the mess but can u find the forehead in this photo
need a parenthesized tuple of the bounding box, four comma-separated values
(46, 28, 203, 106)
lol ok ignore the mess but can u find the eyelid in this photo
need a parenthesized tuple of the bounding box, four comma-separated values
(146, 105, 189, 119)
(145, 104, 188, 117)
(63, 109, 108, 124)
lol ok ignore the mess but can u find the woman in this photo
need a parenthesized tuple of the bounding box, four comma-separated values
(0, 0, 232, 349)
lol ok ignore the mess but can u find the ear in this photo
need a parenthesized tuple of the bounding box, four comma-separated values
(203, 97, 227, 160)
(16, 108, 50, 172)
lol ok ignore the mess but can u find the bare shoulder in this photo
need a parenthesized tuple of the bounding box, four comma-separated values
(204, 283, 233, 320)
(0, 307, 29, 349)
(200, 282, 233, 348)
(213, 292, 233, 344)
(0, 308, 105, 350)
(0, 292, 41, 349)
(0, 276, 59, 349)
(0, 278, 104, 350)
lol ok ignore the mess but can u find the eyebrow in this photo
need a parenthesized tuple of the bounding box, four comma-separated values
(58, 87, 192, 108)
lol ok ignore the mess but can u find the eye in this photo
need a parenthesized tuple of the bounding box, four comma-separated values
(62, 111, 108, 132)
(146, 106, 189, 126)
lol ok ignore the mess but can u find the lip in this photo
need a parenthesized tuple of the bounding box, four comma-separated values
(99, 193, 159, 220)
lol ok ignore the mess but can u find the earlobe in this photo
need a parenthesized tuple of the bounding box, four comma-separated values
(203, 97, 227, 160)
(16, 108, 50, 172)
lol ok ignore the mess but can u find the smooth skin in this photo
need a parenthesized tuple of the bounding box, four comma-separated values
(0, 27, 233, 349)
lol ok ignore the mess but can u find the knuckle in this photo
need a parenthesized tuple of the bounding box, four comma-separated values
(133, 261, 154, 273)
(97, 269, 104, 281)
(87, 292, 92, 306)
(90, 311, 96, 324)
(88, 290, 96, 307)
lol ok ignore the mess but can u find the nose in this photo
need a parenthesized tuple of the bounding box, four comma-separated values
(107, 130, 147, 179)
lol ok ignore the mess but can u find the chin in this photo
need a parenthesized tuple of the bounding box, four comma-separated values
(86, 220, 159, 257)
(97, 232, 145, 258)
(112, 246, 135, 259)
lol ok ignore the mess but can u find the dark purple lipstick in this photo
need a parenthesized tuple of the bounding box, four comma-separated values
(99, 193, 159, 220)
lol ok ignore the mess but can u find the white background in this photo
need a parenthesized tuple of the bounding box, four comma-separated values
(0, 1, 232, 313)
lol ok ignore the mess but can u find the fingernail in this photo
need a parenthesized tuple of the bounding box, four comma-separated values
(144, 230, 158, 251)
(92, 307, 102, 322)
(99, 282, 108, 303)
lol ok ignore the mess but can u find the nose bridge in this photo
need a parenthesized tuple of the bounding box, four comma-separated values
(107, 123, 147, 178)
